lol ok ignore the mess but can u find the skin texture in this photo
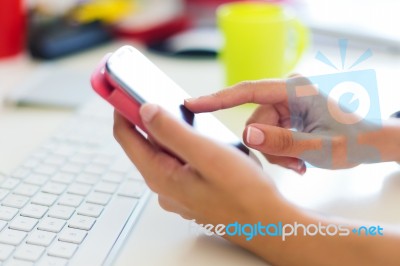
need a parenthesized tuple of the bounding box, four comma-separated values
(113, 78, 400, 265)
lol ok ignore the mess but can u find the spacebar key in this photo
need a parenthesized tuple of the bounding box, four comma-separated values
(68, 195, 142, 266)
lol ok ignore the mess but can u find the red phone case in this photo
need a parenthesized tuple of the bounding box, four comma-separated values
(90, 55, 146, 132)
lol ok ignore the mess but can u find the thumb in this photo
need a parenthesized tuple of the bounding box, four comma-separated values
(243, 124, 322, 159)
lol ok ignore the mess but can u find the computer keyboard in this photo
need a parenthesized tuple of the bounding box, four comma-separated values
(0, 99, 151, 266)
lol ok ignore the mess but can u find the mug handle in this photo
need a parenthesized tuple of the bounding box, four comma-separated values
(284, 19, 310, 74)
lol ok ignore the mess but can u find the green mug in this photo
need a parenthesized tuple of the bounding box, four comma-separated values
(217, 2, 309, 85)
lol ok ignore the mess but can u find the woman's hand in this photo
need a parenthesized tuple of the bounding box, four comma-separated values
(185, 78, 386, 172)
(114, 103, 400, 266)
(113, 104, 301, 263)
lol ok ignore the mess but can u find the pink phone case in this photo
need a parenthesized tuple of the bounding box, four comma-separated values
(90, 51, 261, 166)
(90, 55, 146, 132)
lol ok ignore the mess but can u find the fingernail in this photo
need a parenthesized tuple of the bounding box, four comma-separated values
(288, 162, 302, 172)
(246, 126, 265, 145)
(140, 104, 159, 123)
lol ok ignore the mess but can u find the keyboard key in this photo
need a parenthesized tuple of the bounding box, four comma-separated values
(39, 256, 68, 266)
(23, 159, 40, 169)
(76, 173, 99, 185)
(0, 188, 9, 201)
(77, 203, 103, 218)
(27, 230, 56, 247)
(58, 194, 83, 207)
(118, 180, 146, 198)
(42, 183, 67, 195)
(102, 172, 124, 183)
(51, 173, 75, 184)
(67, 183, 91, 196)
(109, 157, 133, 174)
(31, 193, 57, 207)
(43, 156, 65, 166)
(2, 194, 29, 209)
(69, 153, 92, 164)
(21, 204, 48, 219)
(84, 164, 107, 175)
(53, 146, 76, 157)
(86, 192, 111, 206)
(93, 155, 114, 165)
(0, 243, 15, 261)
(48, 206, 75, 220)
(69, 215, 96, 231)
(14, 243, 45, 262)
(94, 182, 118, 194)
(0, 206, 18, 221)
(14, 183, 40, 197)
(38, 217, 65, 233)
(0, 229, 27, 245)
(61, 163, 83, 174)
(7, 258, 34, 266)
(0, 220, 6, 231)
(12, 168, 30, 179)
(1, 178, 20, 190)
(9, 216, 38, 232)
(59, 228, 87, 244)
(24, 174, 48, 186)
(126, 169, 144, 181)
(34, 164, 58, 176)
(48, 241, 78, 259)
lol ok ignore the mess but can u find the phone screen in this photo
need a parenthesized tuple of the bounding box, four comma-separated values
(106, 46, 249, 154)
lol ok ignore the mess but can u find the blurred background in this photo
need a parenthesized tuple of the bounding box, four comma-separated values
(1, 0, 400, 108)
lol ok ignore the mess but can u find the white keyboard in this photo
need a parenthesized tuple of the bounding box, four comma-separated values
(0, 99, 151, 266)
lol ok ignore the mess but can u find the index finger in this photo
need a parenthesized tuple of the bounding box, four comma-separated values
(184, 79, 288, 113)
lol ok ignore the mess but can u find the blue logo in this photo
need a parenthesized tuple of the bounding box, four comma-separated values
(286, 39, 382, 168)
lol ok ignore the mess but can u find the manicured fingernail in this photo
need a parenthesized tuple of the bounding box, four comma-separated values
(246, 126, 265, 145)
(288, 162, 302, 172)
(140, 104, 159, 123)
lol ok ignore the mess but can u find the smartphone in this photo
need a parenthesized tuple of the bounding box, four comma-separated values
(91, 45, 250, 156)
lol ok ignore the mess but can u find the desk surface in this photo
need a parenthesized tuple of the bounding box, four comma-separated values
(1, 42, 400, 266)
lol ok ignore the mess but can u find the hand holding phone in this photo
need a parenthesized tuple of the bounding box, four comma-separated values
(91, 45, 252, 157)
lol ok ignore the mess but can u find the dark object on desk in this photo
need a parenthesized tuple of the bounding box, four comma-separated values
(29, 20, 112, 60)
(391, 111, 400, 119)
(147, 27, 221, 58)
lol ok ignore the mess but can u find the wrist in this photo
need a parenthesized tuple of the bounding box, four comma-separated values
(246, 196, 311, 264)
(359, 120, 400, 163)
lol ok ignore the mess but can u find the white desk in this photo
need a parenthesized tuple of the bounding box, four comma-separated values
(1, 41, 400, 266)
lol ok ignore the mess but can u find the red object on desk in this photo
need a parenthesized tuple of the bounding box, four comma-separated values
(113, 15, 191, 44)
(184, 0, 290, 26)
(0, 0, 26, 58)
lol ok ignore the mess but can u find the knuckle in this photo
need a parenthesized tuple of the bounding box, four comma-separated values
(161, 157, 181, 181)
(331, 135, 346, 148)
(153, 155, 181, 193)
(271, 130, 294, 154)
